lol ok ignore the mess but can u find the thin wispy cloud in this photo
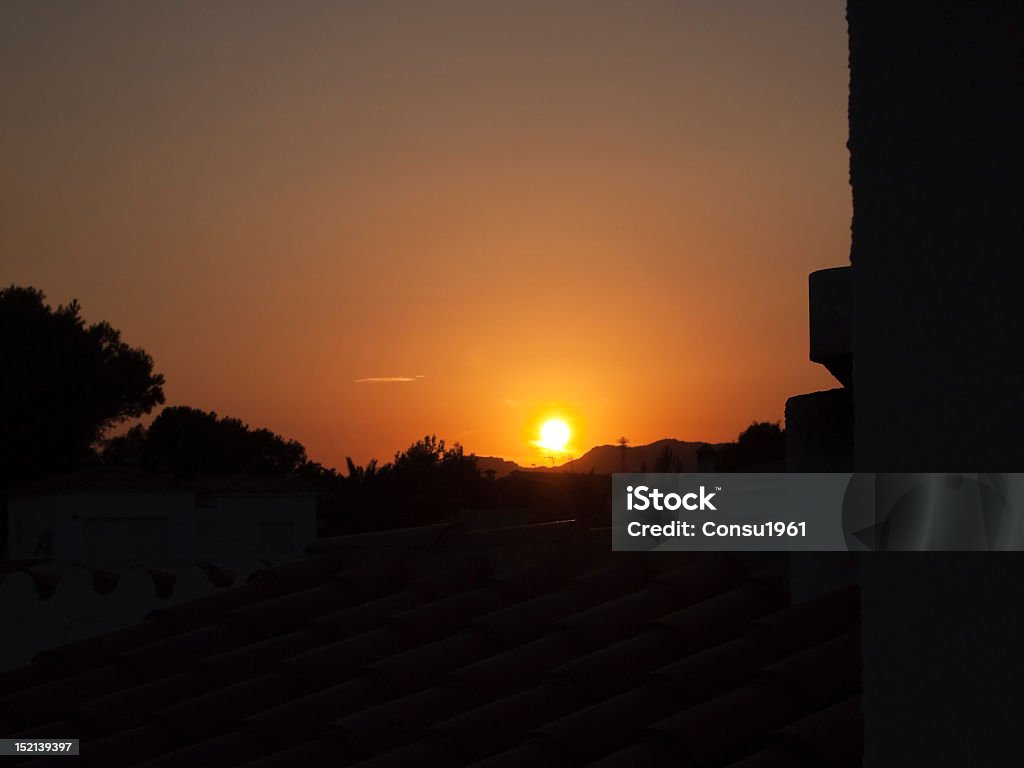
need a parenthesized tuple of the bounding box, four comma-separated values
(354, 375, 426, 384)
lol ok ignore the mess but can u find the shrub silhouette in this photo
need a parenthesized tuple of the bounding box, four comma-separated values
(733, 420, 785, 467)
(331, 435, 482, 530)
(104, 405, 307, 477)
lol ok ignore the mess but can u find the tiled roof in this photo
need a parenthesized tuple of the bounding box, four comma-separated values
(0, 520, 861, 767)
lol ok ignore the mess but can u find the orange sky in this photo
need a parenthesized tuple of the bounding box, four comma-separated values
(1, 1, 847, 468)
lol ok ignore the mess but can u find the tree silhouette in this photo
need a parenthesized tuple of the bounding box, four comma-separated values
(372, 435, 483, 526)
(324, 456, 377, 531)
(733, 420, 785, 468)
(0, 286, 165, 487)
(617, 436, 630, 472)
(104, 405, 307, 477)
(345, 456, 379, 487)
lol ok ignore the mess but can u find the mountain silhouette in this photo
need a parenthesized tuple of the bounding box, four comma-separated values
(475, 439, 724, 477)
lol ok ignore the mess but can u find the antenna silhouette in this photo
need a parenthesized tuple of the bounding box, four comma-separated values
(617, 436, 629, 472)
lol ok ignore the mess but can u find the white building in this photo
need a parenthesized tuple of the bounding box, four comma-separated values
(6, 468, 317, 570)
(0, 468, 319, 668)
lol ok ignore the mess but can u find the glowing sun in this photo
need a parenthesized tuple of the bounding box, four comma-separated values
(538, 418, 571, 452)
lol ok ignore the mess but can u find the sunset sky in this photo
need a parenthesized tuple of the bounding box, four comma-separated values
(2, 1, 848, 468)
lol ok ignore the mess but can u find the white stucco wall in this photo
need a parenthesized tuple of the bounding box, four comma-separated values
(195, 494, 318, 562)
(1, 489, 318, 671)
(7, 492, 194, 566)
(6, 491, 317, 568)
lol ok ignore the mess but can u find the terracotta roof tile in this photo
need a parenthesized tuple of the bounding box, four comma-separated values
(637, 632, 860, 768)
(231, 738, 350, 768)
(31, 617, 172, 675)
(451, 632, 581, 702)
(724, 744, 817, 768)
(652, 577, 787, 650)
(652, 587, 859, 691)
(404, 557, 492, 600)
(73, 669, 210, 736)
(195, 628, 326, 685)
(26, 722, 180, 768)
(772, 695, 862, 768)
(554, 558, 750, 647)
(752, 585, 861, 650)
(530, 684, 679, 766)
(464, 736, 573, 768)
(365, 627, 495, 692)
(155, 669, 310, 744)
(566, 559, 653, 599)
(10, 718, 85, 741)
(553, 585, 686, 649)
(482, 556, 585, 599)
(130, 730, 268, 768)
(117, 624, 247, 682)
(443, 573, 787, 765)
(758, 631, 861, 712)
(0, 521, 862, 767)
(724, 697, 863, 768)
(282, 626, 411, 688)
(0, 662, 59, 695)
(244, 553, 346, 592)
(469, 589, 598, 649)
(344, 733, 465, 768)
(310, 590, 421, 640)
(239, 674, 394, 749)
(647, 678, 803, 765)
(0, 662, 140, 731)
(323, 682, 475, 758)
(430, 680, 587, 762)
(387, 585, 515, 642)
(648, 635, 789, 706)
(548, 627, 682, 701)
(222, 582, 348, 640)
(328, 559, 412, 604)
(649, 554, 748, 596)
(145, 577, 285, 631)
